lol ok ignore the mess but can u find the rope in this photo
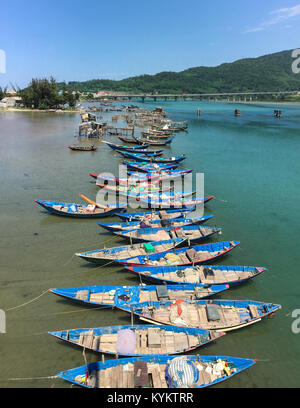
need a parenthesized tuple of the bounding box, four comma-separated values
(4, 376, 58, 382)
(62, 254, 75, 267)
(37, 305, 114, 318)
(5, 289, 49, 312)
(93, 260, 116, 270)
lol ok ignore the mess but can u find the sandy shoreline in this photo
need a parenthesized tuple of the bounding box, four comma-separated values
(0, 107, 81, 113)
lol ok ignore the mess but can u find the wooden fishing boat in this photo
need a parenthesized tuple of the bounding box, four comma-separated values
(153, 122, 188, 132)
(68, 145, 97, 151)
(97, 215, 214, 232)
(34, 199, 127, 218)
(89, 172, 160, 183)
(138, 195, 215, 209)
(135, 136, 174, 146)
(56, 354, 257, 388)
(96, 182, 174, 196)
(111, 225, 222, 244)
(117, 136, 142, 144)
(117, 241, 240, 267)
(141, 131, 173, 139)
(103, 141, 149, 151)
(115, 149, 164, 159)
(122, 161, 180, 172)
(49, 324, 224, 357)
(75, 238, 184, 265)
(125, 265, 267, 286)
(97, 184, 196, 199)
(142, 128, 174, 136)
(90, 168, 193, 185)
(115, 208, 196, 222)
(120, 152, 185, 164)
(128, 168, 194, 182)
(131, 299, 281, 331)
(49, 282, 230, 310)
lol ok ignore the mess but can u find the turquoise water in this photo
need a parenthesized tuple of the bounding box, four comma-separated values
(0, 101, 300, 388)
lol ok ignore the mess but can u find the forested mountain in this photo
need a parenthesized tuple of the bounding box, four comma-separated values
(62, 49, 300, 94)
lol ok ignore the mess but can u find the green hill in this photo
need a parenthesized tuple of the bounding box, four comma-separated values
(63, 49, 300, 94)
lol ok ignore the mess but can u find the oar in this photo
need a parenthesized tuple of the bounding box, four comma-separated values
(78, 194, 109, 210)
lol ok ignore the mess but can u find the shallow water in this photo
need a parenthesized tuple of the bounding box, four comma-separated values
(0, 100, 300, 388)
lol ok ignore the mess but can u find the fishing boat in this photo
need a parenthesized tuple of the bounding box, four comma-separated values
(103, 141, 149, 151)
(49, 283, 230, 310)
(122, 161, 180, 172)
(117, 136, 142, 144)
(131, 299, 281, 331)
(115, 208, 196, 222)
(49, 324, 224, 357)
(110, 225, 222, 244)
(34, 199, 126, 218)
(115, 149, 164, 159)
(135, 136, 174, 146)
(68, 145, 97, 151)
(90, 168, 193, 186)
(154, 121, 188, 132)
(97, 184, 196, 199)
(138, 195, 215, 209)
(142, 129, 174, 137)
(117, 241, 240, 267)
(97, 215, 214, 232)
(89, 172, 161, 183)
(120, 152, 185, 164)
(125, 265, 267, 286)
(141, 131, 173, 139)
(96, 183, 177, 196)
(75, 238, 184, 265)
(56, 354, 257, 388)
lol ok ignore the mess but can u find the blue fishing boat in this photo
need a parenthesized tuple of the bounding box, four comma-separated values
(127, 168, 193, 181)
(96, 182, 175, 196)
(56, 354, 257, 388)
(49, 324, 225, 356)
(117, 241, 240, 267)
(115, 207, 196, 221)
(136, 136, 174, 145)
(97, 215, 214, 232)
(121, 151, 186, 164)
(131, 299, 281, 331)
(138, 195, 215, 209)
(75, 238, 184, 265)
(124, 265, 267, 286)
(90, 169, 193, 184)
(110, 225, 222, 244)
(115, 149, 164, 158)
(34, 200, 127, 218)
(122, 161, 180, 172)
(97, 184, 196, 199)
(103, 141, 150, 152)
(49, 283, 230, 310)
(89, 172, 161, 183)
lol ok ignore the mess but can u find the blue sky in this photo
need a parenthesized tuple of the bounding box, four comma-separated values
(1, 0, 300, 88)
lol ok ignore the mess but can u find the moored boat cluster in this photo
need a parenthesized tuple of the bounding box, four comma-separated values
(35, 104, 281, 389)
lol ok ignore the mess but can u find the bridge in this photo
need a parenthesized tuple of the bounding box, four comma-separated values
(92, 91, 299, 102)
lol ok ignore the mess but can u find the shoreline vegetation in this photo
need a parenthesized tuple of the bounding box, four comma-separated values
(1, 100, 300, 114)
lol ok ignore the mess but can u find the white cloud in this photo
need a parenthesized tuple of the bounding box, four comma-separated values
(245, 4, 300, 33)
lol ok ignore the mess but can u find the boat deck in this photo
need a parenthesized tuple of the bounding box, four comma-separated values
(79, 357, 233, 388)
(155, 266, 255, 284)
(72, 327, 201, 355)
(148, 303, 253, 330)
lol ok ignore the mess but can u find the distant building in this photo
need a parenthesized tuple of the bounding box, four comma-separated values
(0, 96, 22, 107)
(6, 89, 17, 95)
